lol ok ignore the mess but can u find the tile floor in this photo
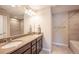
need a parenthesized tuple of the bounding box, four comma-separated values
(52, 45, 72, 54)
(40, 45, 73, 54)
(40, 50, 49, 54)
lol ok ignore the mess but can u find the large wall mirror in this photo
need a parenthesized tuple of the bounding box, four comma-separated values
(0, 15, 8, 38)
(0, 15, 24, 39)
(0, 15, 4, 35)
(10, 18, 24, 36)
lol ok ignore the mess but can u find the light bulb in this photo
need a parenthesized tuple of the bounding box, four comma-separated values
(11, 5, 16, 7)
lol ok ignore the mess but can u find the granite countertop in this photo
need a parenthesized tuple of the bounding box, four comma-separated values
(0, 34, 43, 54)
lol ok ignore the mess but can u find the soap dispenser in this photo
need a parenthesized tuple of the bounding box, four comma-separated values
(29, 25, 32, 34)
(38, 25, 41, 34)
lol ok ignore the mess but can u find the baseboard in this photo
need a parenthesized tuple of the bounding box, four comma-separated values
(52, 42, 68, 47)
(42, 48, 51, 54)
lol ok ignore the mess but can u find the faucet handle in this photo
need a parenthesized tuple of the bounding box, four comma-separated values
(10, 38, 13, 41)
(5, 38, 13, 42)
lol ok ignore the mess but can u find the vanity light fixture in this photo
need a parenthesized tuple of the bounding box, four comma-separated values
(11, 18, 17, 21)
(11, 5, 21, 7)
(25, 7, 36, 16)
(11, 5, 16, 7)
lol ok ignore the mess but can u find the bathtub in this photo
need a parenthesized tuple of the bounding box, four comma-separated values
(70, 40, 79, 54)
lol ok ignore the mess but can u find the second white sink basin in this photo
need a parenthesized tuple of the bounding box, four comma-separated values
(2, 41, 22, 49)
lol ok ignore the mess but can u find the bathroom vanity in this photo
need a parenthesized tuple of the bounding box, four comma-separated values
(0, 34, 43, 54)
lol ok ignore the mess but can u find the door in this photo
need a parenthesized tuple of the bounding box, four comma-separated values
(53, 13, 68, 46)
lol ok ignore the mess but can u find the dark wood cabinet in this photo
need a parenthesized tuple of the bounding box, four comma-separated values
(37, 36, 42, 54)
(31, 39, 37, 54)
(23, 48, 31, 54)
(10, 35, 43, 54)
(32, 44, 37, 54)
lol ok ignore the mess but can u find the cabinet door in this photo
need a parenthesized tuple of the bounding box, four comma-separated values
(32, 44, 37, 54)
(31, 39, 37, 54)
(37, 37, 42, 54)
(37, 40, 41, 53)
(37, 41, 40, 53)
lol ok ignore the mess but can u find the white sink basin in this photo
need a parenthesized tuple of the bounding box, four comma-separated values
(2, 41, 22, 49)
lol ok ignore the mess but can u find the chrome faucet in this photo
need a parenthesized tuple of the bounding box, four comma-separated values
(5, 38, 13, 43)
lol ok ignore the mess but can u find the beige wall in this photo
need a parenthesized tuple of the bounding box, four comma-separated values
(20, 19, 24, 34)
(24, 7, 52, 53)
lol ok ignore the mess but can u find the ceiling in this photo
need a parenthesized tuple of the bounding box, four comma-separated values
(0, 5, 48, 19)
(0, 5, 26, 19)
(0, 5, 79, 19)
(52, 5, 79, 14)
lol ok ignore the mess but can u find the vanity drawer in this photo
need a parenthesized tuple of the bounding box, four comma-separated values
(37, 36, 42, 42)
(11, 43, 31, 54)
(32, 50, 36, 54)
(32, 44, 37, 54)
(24, 48, 31, 54)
